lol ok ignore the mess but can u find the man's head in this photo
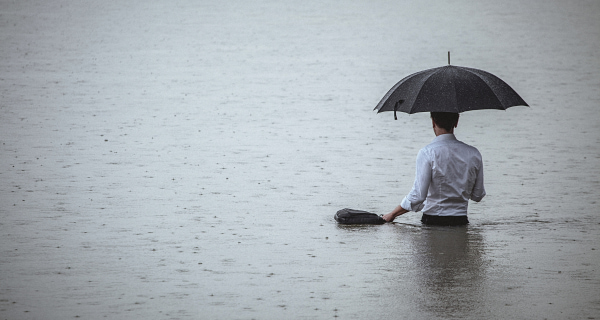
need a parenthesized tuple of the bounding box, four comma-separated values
(431, 112, 459, 133)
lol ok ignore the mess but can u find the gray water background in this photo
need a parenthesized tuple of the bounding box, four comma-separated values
(1, 0, 599, 319)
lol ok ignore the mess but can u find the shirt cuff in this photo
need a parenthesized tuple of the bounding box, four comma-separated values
(470, 191, 486, 202)
(401, 196, 424, 212)
(400, 197, 412, 211)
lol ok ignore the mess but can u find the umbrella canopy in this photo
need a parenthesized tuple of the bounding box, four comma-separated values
(374, 64, 528, 119)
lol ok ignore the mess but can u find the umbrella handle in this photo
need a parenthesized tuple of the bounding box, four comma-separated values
(394, 100, 403, 120)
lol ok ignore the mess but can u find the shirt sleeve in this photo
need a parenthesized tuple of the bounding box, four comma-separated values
(401, 148, 431, 212)
(470, 156, 486, 202)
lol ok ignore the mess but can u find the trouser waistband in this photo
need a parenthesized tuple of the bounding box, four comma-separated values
(421, 214, 469, 226)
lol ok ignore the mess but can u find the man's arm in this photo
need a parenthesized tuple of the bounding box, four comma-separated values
(382, 205, 409, 222)
(383, 149, 431, 222)
(470, 154, 486, 202)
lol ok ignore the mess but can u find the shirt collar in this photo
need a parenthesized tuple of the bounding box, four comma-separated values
(432, 133, 457, 143)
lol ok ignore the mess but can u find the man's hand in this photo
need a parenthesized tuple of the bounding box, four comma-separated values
(382, 205, 409, 222)
(382, 212, 397, 222)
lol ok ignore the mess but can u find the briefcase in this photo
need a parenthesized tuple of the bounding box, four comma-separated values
(334, 208, 385, 225)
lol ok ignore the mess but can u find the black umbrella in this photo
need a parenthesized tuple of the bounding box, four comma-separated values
(374, 55, 528, 119)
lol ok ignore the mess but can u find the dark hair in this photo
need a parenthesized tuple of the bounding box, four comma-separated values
(430, 112, 459, 131)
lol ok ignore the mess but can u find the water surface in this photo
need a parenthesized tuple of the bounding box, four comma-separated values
(1, 0, 599, 319)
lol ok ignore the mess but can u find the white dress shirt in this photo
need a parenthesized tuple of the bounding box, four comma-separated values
(400, 134, 485, 216)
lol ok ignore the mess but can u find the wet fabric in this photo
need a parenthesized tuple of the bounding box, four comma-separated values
(401, 134, 485, 216)
(334, 208, 385, 225)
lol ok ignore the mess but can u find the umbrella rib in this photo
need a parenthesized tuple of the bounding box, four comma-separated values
(461, 67, 506, 110)
(450, 71, 460, 113)
(410, 68, 445, 114)
(374, 67, 440, 113)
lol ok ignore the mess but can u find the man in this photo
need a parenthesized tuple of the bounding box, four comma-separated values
(382, 112, 485, 225)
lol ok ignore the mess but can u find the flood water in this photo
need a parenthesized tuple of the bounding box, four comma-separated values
(1, 0, 599, 319)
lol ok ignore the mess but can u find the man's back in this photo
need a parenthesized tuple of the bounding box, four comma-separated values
(402, 134, 485, 217)
(383, 112, 486, 224)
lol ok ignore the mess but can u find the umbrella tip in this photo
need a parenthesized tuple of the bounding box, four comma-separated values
(448, 51, 450, 65)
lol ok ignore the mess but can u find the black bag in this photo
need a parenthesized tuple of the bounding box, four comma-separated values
(334, 208, 385, 225)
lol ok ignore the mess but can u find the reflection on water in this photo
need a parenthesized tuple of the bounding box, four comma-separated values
(411, 226, 486, 317)
(383, 224, 487, 319)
